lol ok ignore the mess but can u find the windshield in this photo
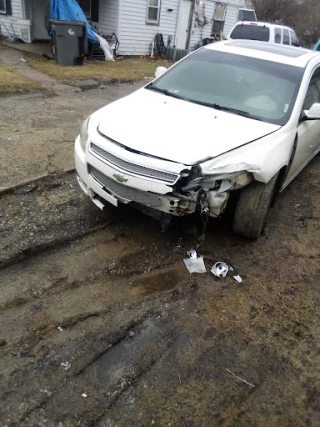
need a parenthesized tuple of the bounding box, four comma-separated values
(146, 49, 304, 125)
(230, 24, 270, 41)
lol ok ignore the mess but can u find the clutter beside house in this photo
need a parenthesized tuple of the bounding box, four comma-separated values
(0, 0, 255, 65)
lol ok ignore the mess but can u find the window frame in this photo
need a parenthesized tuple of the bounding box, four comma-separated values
(146, 0, 161, 25)
(237, 8, 257, 21)
(0, 0, 6, 14)
(79, 0, 91, 19)
(77, 0, 99, 22)
(212, 4, 226, 36)
(0, 0, 12, 15)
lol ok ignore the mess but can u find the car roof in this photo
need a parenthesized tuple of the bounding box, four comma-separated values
(204, 40, 319, 68)
(234, 21, 294, 31)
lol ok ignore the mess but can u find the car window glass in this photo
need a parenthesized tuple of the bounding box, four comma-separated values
(283, 29, 290, 45)
(230, 24, 270, 41)
(304, 71, 320, 110)
(274, 28, 281, 44)
(290, 31, 298, 46)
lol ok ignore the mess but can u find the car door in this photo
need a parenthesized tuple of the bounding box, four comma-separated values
(285, 68, 320, 184)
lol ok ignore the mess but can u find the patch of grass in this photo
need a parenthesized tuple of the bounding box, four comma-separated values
(26, 55, 173, 83)
(0, 63, 42, 94)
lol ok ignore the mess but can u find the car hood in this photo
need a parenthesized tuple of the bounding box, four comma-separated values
(97, 88, 280, 165)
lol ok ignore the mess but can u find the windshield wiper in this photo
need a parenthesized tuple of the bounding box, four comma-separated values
(189, 100, 263, 121)
(147, 85, 263, 121)
(146, 84, 187, 100)
(220, 106, 263, 121)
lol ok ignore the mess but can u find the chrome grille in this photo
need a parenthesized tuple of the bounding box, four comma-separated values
(90, 143, 178, 184)
(89, 166, 163, 207)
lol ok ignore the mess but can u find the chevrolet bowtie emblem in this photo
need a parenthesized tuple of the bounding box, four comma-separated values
(113, 173, 128, 183)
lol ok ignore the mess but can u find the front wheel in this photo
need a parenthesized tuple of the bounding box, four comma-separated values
(232, 173, 279, 239)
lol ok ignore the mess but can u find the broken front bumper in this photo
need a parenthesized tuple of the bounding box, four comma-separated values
(74, 136, 197, 216)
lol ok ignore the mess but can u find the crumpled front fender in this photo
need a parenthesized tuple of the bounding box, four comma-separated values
(200, 126, 295, 184)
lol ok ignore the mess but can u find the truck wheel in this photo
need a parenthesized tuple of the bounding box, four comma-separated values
(232, 173, 279, 239)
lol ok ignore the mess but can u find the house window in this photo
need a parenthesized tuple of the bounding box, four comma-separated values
(0, 0, 12, 15)
(77, 0, 91, 18)
(0, 0, 6, 13)
(238, 8, 257, 21)
(77, 0, 99, 22)
(212, 4, 226, 36)
(147, 0, 161, 24)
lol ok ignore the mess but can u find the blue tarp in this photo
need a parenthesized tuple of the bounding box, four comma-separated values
(50, 0, 96, 41)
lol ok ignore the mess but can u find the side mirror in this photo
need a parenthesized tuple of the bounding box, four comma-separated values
(304, 103, 320, 120)
(155, 66, 167, 78)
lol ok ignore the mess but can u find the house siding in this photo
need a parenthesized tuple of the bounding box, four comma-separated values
(96, 0, 119, 35)
(118, 0, 179, 56)
(189, 0, 250, 50)
(224, 4, 239, 35)
(0, 0, 24, 39)
(189, 0, 215, 50)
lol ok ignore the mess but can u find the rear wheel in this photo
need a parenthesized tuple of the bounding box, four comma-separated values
(232, 173, 279, 239)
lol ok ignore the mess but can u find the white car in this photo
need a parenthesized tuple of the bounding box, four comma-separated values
(228, 21, 300, 46)
(75, 40, 320, 238)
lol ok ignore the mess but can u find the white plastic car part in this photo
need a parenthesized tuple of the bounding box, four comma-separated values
(211, 262, 229, 278)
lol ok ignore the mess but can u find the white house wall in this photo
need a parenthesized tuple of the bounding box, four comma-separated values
(96, 0, 119, 35)
(224, 3, 240, 35)
(189, 0, 251, 50)
(119, 0, 179, 56)
(189, 0, 215, 50)
(0, 0, 24, 39)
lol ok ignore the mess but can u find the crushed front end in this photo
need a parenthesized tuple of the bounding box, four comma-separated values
(75, 124, 254, 222)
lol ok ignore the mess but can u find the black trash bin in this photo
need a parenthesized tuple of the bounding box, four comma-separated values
(50, 20, 88, 66)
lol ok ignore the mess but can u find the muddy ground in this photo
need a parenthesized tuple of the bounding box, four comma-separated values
(1, 59, 320, 427)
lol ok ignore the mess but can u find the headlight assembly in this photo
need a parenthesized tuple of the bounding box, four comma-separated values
(79, 116, 91, 151)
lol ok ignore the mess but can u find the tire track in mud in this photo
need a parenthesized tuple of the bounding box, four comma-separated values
(1, 298, 180, 425)
(19, 311, 178, 426)
(0, 178, 188, 426)
(0, 173, 120, 269)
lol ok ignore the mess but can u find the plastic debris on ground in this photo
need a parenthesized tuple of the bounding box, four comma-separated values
(211, 262, 229, 278)
(183, 249, 243, 282)
(183, 248, 206, 274)
(210, 259, 243, 283)
(61, 361, 71, 370)
(93, 31, 115, 61)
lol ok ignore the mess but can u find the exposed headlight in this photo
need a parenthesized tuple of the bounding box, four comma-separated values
(79, 116, 91, 152)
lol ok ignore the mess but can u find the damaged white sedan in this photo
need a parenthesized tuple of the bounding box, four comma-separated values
(75, 40, 320, 238)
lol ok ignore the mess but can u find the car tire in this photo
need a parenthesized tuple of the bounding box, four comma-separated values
(232, 173, 279, 239)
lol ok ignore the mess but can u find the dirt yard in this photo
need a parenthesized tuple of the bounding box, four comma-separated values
(0, 49, 320, 427)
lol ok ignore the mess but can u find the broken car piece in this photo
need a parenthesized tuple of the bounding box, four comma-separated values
(211, 262, 229, 278)
(183, 249, 206, 273)
(210, 259, 243, 283)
